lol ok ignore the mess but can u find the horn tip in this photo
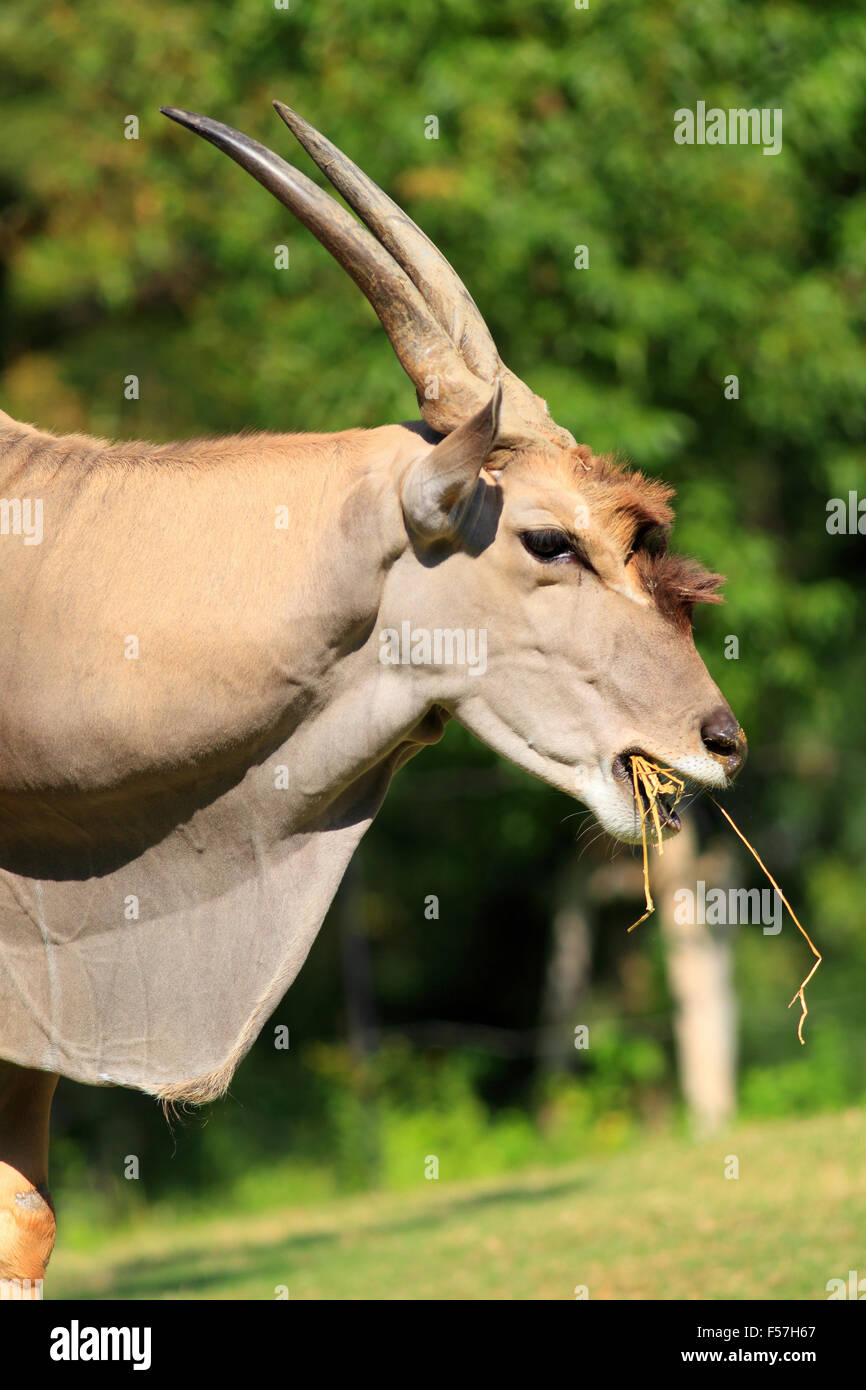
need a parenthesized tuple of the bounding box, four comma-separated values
(160, 106, 204, 130)
(272, 100, 302, 131)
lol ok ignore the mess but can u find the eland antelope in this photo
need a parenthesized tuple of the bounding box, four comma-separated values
(0, 103, 746, 1292)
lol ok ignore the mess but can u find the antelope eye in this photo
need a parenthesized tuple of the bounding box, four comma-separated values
(520, 528, 575, 562)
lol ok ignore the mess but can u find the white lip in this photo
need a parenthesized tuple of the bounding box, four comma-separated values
(577, 750, 731, 845)
(668, 752, 730, 789)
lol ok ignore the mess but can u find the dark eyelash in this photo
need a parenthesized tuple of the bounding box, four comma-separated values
(520, 529, 579, 564)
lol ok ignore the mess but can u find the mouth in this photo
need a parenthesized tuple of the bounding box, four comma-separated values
(612, 749, 686, 838)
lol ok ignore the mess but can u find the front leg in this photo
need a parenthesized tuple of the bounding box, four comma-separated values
(0, 1061, 57, 1299)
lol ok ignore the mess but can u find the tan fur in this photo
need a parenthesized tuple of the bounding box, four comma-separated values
(0, 404, 743, 1266)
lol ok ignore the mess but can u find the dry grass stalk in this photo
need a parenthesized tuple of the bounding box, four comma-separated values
(627, 755, 685, 934)
(622, 756, 821, 1043)
(708, 796, 822, 1045)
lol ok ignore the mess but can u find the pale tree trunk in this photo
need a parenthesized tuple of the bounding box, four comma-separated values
(653, 820, 738, 1135)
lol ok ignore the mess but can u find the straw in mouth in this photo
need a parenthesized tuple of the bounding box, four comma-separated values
(626, 755, 686, 934)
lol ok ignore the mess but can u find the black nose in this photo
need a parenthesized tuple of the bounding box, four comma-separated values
(701, 705, 747, 777)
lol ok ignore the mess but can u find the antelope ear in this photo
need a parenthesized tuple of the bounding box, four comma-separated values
(401, 382, 502, 538)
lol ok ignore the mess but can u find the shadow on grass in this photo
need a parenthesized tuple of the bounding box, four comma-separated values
(60, 1172, 589, 1300)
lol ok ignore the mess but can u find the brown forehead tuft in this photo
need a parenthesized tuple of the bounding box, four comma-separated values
(518, 444, 724, 625)
(571, 448, 724, 623)
(518, 444, 673, 519)
(568, 447, 675, 546)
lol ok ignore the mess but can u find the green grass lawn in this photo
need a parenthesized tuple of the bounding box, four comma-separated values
(48, 1108, 865, 1300)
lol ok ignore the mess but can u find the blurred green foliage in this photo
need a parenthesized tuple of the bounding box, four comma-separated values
(1, 0, 864, 1206)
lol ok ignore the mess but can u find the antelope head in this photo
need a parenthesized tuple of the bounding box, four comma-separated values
(162, 103, 746, 843)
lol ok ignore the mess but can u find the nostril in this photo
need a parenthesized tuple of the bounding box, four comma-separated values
(701, 705, 741, 756)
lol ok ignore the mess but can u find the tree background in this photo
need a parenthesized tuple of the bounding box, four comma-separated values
(0, 0, 864, 1212)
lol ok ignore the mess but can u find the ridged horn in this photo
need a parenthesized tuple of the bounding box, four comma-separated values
(161, 105, 574, 450)
(272, 101, 501, 382)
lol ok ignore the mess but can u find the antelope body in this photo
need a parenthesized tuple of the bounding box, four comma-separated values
(0, 104, 746, 1291)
